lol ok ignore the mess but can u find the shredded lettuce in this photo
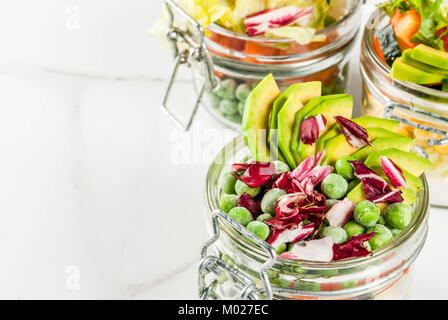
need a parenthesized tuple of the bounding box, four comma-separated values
(379, 0, 448, 51)
(265, 26, 326, 44)
(176, 0, 332, 37)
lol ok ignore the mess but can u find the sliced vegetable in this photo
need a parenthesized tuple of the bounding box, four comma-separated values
(231, 162, 277, 188)
(325, 198, 356, 227)
(238, 193, 262, 217)
(377, 24, 402, 66)
(244, 5, 314, 36)
(300, 114, 327, 145)
(267, 223, 315, 249)
(332, 233, 376, 260)
(380, 156, 408, 189)
(334, 116, 371, 148)
(280, 236, 334, 262)
(390, 8, 420, 51)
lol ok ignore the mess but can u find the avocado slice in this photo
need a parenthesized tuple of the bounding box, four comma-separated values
(402, 49, 448, 76)
(295, 95, 353, 162)
(364, 148, 431, 177)
(278, 92, 308, 168)
(322, 128, 404, 166)
(411, 44, 448, 71)
(290, 94, 348, 164)
(390, 58, 445, 85)
(347, 183, 417, 206)
(242, 74, 281, 161)
(270, 82, 321, 165)
(316, 116, 400, 154)
(351, 136, 413, 162)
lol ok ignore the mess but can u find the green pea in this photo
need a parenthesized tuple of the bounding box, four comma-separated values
(235, 180, 261, 198)
(219, 99, 238, 116)
(228, 207, 254, 226)
(235, 83, 251, 102)
(207, 93, 221, 108)
(238, 101, 245, 116)
(321, 174, 348, 200)
(367, 224, 393, 250)
(221, 172, 237, 194)
(273, 160, 290, 174)
(321, 226, 348, 244)
(226, 113, 242, 124)
(257, 213, 273, 222)
(390, 228, 402, 237)
(251, 81, 260, 90)
(216, 79, 237, 99)
(335, 156, 356, 180)
(354, 200, 380, 228)
(261, 188, 286, 215)
(219, 194, 239, 213)
(247, 221, 270, 241)
(385, 203, 413, 230)
(276, 243, 287, 255)
(343, 220, 366, 238)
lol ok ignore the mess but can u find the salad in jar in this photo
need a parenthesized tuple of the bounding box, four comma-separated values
(218, 74, 430, 262)
(360, 0, 448, 206)
(158, 0, 360, 127)
(376, 0, 448, 90)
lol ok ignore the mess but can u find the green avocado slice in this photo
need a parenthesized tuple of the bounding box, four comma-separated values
(347, 183, 417, 206)
(295, 95, 353, 162)
(411, 44, 448, 71)
(364, 148, 431, 177)
(290, 94, 349, 164)
(402, 49, 448, 76)
(391, 58, 445, 85)
(322, 128, 404, 166)
(316, 116, 400, 153)
(242, 74, 280, 161)
(351, 136, 413, 162)
(269, 82, 321, 164)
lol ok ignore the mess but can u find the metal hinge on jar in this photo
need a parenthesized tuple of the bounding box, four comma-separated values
(162, 0, 219, 131)
(199, 209, 277, 300)
(382, 102, 448, 159)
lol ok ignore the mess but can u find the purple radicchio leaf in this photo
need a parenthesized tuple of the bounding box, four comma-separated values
(300, 114, 327, 145)
(332, 233, 376, 261)
(380, 156, 408, 189)
(244, 5, 314, 36)
(334, 116, 372, 148)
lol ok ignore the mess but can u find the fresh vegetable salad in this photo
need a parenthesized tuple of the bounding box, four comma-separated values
(159, 1, 359, 128)
(219, 74, 429, 262)
(176, 0, 345, 44)
(359, 2, 448, 206)
(376, 0, 448, 90)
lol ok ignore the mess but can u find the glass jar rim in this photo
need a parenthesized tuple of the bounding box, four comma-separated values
(205, 135, 430, 270)
(364, 8, 448, 100)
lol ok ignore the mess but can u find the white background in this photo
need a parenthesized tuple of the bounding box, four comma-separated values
(0, 0, 445, 299)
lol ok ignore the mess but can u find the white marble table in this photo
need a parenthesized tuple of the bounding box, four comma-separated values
(0, 0, 446, 299)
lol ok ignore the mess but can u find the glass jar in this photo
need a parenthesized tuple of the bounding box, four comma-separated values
(200, 136, 429, 300)
(361, 9, 448, 207)
(163, 0, 363, 130)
